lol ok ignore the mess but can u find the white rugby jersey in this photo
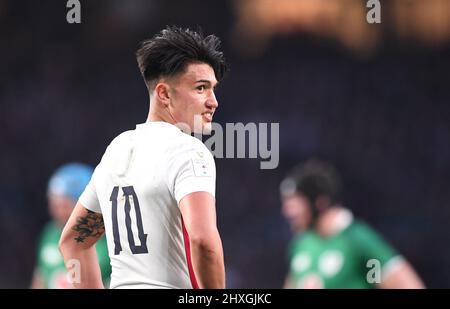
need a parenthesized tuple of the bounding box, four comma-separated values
(79, 121, 216, 289)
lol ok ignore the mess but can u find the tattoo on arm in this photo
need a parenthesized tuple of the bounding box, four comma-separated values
(72, 210, 105, 243)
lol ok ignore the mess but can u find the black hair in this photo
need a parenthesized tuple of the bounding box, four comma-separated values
(280, 159, 342, 206)
(136, 26, 227, 89)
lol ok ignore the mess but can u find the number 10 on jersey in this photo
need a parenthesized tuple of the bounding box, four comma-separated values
(110, 186, 148, 255)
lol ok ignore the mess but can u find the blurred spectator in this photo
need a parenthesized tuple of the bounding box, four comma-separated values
(280, 159, 425, 288)
(30, 163, 111, 289)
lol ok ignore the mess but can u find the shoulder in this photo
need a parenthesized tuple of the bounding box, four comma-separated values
(171, 130, 207, 148)
(346, 218, 387, 246)
(97, 130, 135, 165)
(347, 219, 375, 235)
(106, 130, 135, 151)
(167, 133, 214, 162)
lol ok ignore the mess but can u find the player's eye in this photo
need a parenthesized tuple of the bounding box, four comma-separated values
(196, 85, 206, 92)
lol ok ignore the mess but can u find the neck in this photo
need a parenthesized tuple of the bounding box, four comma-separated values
(147, 111, 168, 123)
(146, 99, 176, 125)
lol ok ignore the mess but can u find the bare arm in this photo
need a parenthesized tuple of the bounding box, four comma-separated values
(379, 259, 425, 289)
(179, 192, 225, 289)
(59, 202, 105, 289)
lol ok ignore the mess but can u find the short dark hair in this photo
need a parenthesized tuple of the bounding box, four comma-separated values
(280, 159, 342, 205)
(136, 26, 227, 90)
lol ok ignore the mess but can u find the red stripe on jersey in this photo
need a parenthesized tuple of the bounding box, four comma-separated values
(181, 217, 199, 289)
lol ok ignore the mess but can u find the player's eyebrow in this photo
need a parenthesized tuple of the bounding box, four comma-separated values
(195, 79, 218, 87)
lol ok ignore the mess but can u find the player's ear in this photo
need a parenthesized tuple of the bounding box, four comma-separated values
(154, 82, 171, 107)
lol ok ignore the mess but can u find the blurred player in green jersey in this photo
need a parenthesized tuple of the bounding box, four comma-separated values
(280, 159, 424, 289)
(30, 163, 111, 288)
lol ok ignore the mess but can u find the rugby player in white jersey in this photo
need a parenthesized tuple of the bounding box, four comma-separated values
(59, 26, 227, 289)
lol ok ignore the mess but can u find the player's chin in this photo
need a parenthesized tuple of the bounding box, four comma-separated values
(202, 122, 213, 134)
(192, 121, 212, 134)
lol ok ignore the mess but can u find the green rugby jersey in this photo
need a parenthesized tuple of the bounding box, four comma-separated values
(36, 221, 111, 288)
(288, 214, 398, 289)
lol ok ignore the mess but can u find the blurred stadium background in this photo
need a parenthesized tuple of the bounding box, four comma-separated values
(1, 0, 450, 288)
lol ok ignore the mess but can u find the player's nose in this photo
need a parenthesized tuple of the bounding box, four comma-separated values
(206, 91, 218, 110)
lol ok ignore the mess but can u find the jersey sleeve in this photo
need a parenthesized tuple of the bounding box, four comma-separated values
(166, 140, 216, 204)
(351, 221, 399, 268)
(78, 168, 102, 213)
